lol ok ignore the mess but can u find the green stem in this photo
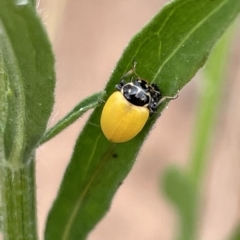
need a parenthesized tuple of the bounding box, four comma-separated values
(0, 156, 37, 240)
(40, 91, 105, 145)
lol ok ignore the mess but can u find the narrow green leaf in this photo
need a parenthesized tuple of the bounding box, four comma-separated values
(162, 167, 197, 240)
(40, 91, 105, 145)
(0, 0, 55, 163)
(45, 0, 240, 239)
(189, 26, 236, 185)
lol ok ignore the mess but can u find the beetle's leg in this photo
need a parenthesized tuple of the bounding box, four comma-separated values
(148, 102, 157, 115)
(148, 94, 178, 116)
(115, 79, 126, 91)
(157, 94, 178, 106)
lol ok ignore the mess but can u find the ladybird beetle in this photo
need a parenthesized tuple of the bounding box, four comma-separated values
(100, 63, 177, 143)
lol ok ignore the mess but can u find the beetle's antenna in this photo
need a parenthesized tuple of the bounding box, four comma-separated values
(120, 61, 141, 80)
(132, 61, 141, 80)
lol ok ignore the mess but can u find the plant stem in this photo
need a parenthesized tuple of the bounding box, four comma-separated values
(0, 156, 38, 240)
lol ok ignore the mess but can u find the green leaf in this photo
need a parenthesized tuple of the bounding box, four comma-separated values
(189, 25, 235, 185)
(45, 0, 240, 239)
(40, 91, 106, 145)
(162, 167, 197, 240)
(0, 1, 55, 239)
(0, 0, 55, 163)
(160, 27, 236, 240)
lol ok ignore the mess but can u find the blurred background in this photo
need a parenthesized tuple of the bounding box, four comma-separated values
(37, 1, 240, 239)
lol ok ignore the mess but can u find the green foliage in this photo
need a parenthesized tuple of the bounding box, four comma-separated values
(0, 0, 55, 239)
(45, 0, 240, 239)
(161, 22, 237, 240)
(0, 0, 55, 163)
(230, 224, 240, 240)
(162, 167, 197, 240)
(40, 91, 106, 144)
(189, 26, 235, 185)
(1, 0, 239, 239)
